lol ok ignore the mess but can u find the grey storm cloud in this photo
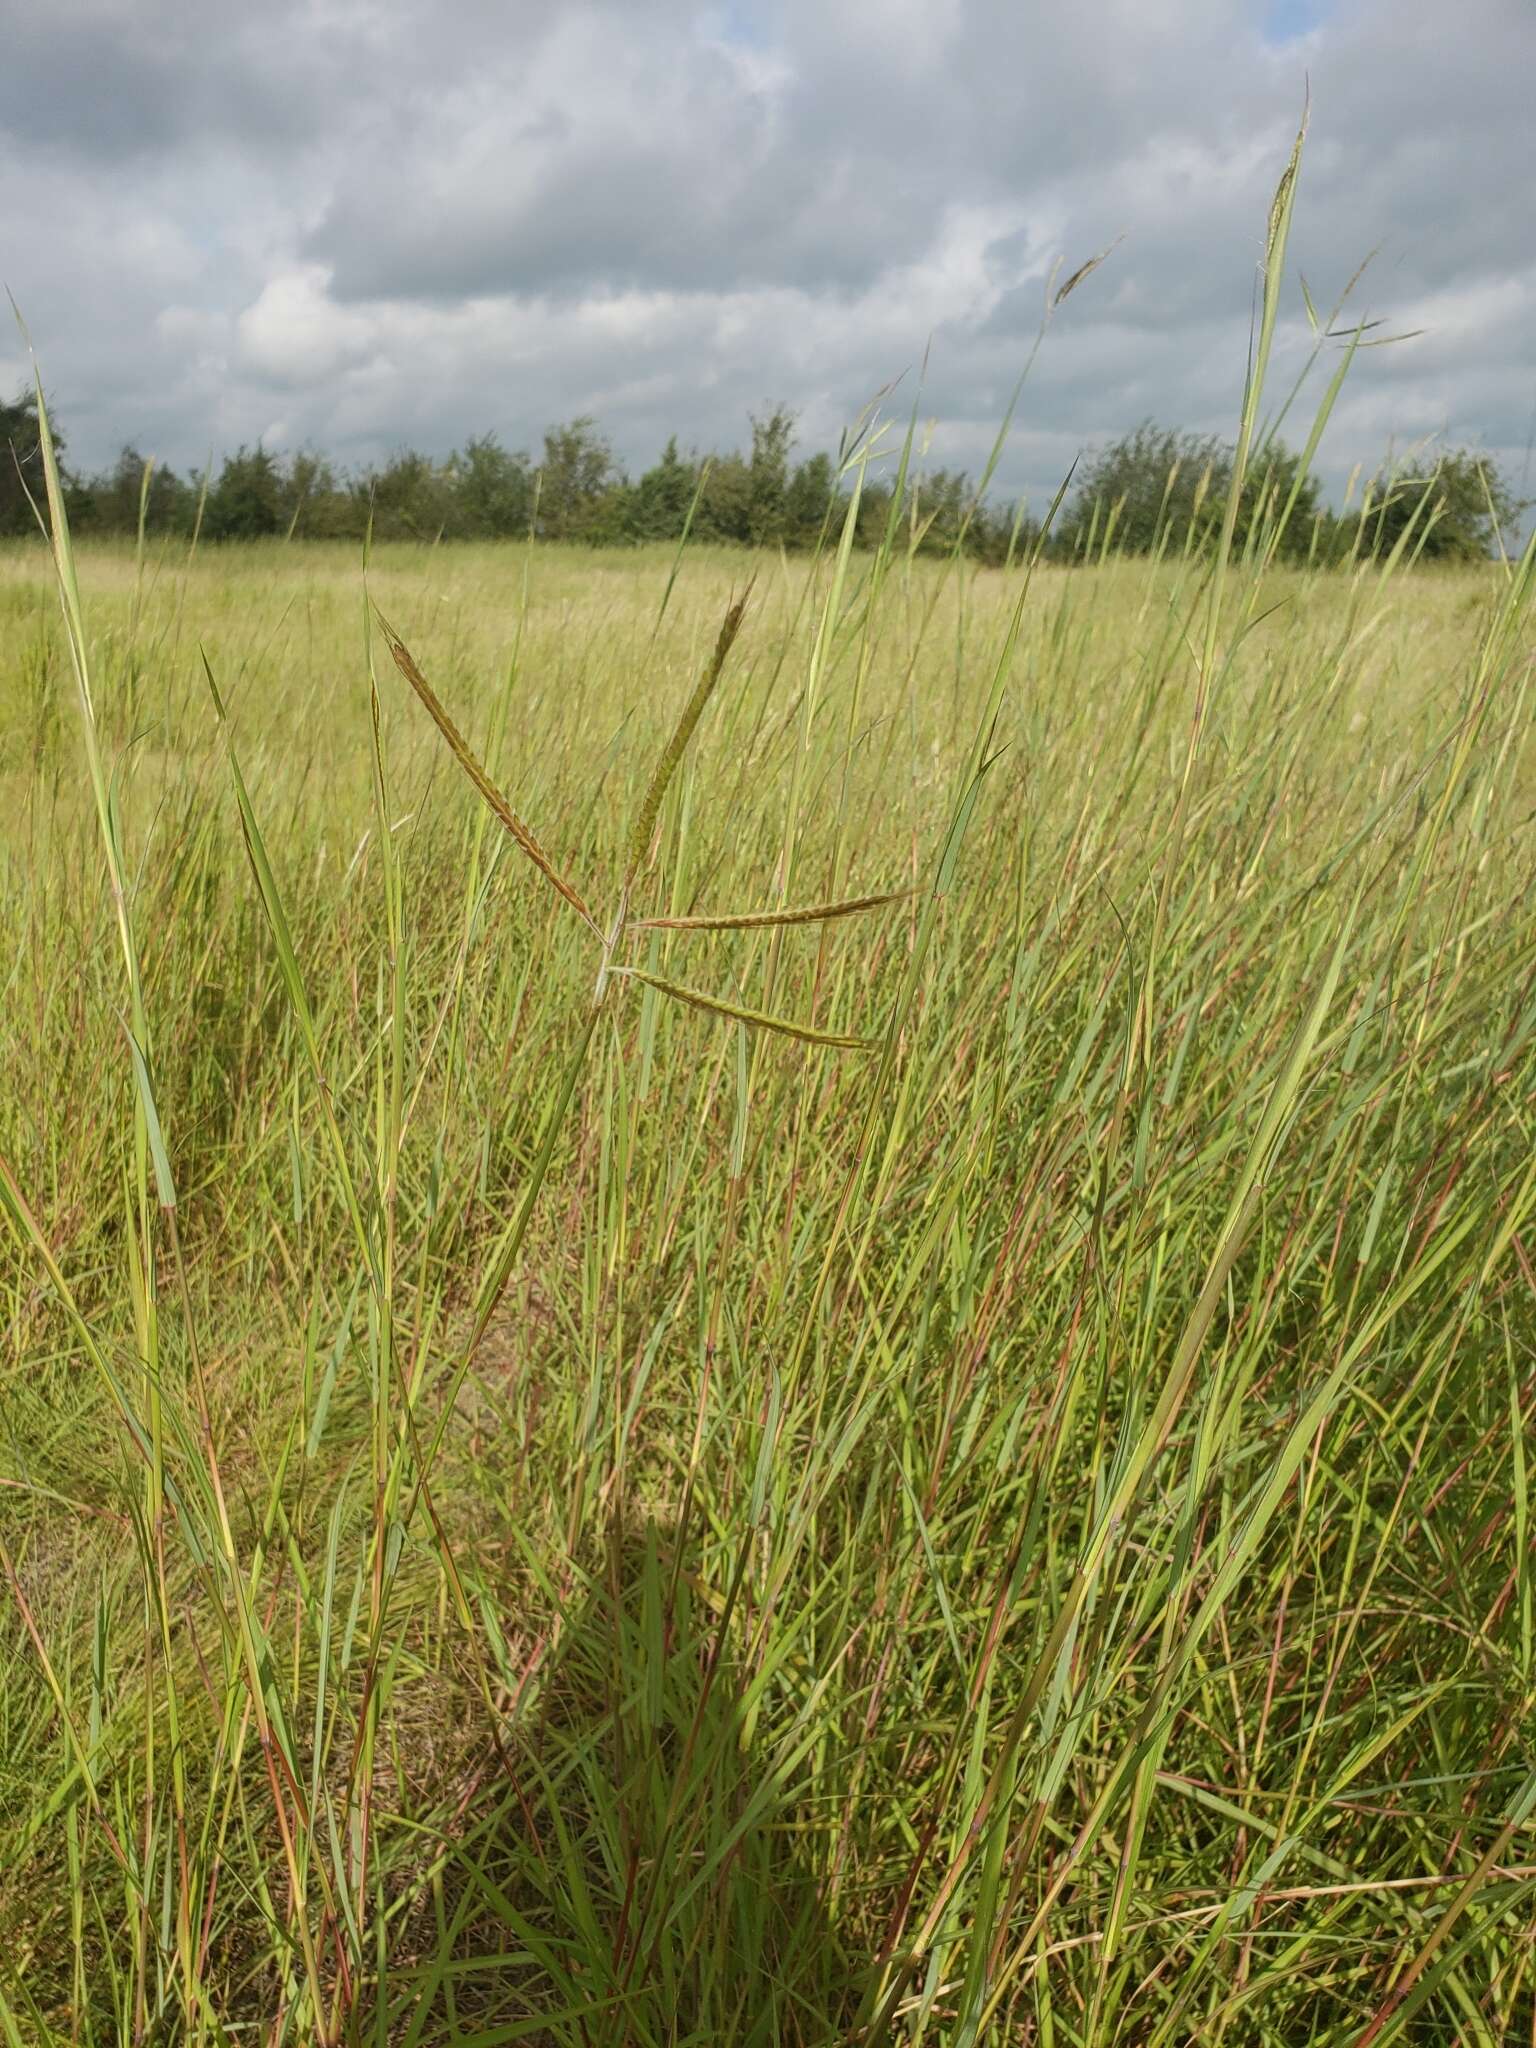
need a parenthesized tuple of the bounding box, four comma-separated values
(2, 0, 1532, 511)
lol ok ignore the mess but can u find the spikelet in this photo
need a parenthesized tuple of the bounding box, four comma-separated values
(635, 887, 911, 933)
(622, 967, 876, 1050)
(378, 614, 599, 934)
(624, 585, 751, 888)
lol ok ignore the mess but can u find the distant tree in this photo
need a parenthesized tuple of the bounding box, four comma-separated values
(62, 472, 99, 533)
(1062, 424, 1227, 560)
(1350, 447, 1527, 564)
(0, 388, 51, 536)
(784, 451, 837, 547)
(1060, 422, 1321, 565)
(84, 445, 189, 537)
(853, 479, 894, 552)
(747, 405, 796, 547)
(584, 479, 642, 546)
(1230, 442, 1325, 561)
(359, 448, 459, 540)
(277, 450, 356, 540)
(910, 467, 973, 555)
(630, 437, 700, 542)
(447, 434, 533, 539)
(697, 452, 753, 545)
(94, 445, 148, 534)
(536, 417, 618, 541)
(206, 446, 283, 540)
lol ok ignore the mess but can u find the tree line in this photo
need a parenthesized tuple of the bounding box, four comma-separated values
(2, 391, 1525, 566)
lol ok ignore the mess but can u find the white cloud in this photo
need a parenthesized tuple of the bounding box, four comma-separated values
(236, 268, 378, 386)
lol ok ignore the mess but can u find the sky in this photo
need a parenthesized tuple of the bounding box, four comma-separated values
(2, 0, 1532, 512)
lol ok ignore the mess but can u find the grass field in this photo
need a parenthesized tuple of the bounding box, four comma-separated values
(3, 436, 1536, 2048)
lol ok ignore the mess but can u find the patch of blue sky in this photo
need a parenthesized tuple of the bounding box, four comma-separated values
(1262, 0, 1332, 44)
(699, 1, 774, 51)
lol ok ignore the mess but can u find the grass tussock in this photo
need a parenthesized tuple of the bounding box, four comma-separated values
(3, 151, 1536, 2046)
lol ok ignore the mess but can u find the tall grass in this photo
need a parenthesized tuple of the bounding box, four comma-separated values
(3, 153, 1536, 2043)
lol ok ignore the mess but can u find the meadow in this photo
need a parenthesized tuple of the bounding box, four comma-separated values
(3, 329, 1536, 2042)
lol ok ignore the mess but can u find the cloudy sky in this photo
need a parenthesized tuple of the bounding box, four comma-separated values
(2, 0, 1532, 509)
